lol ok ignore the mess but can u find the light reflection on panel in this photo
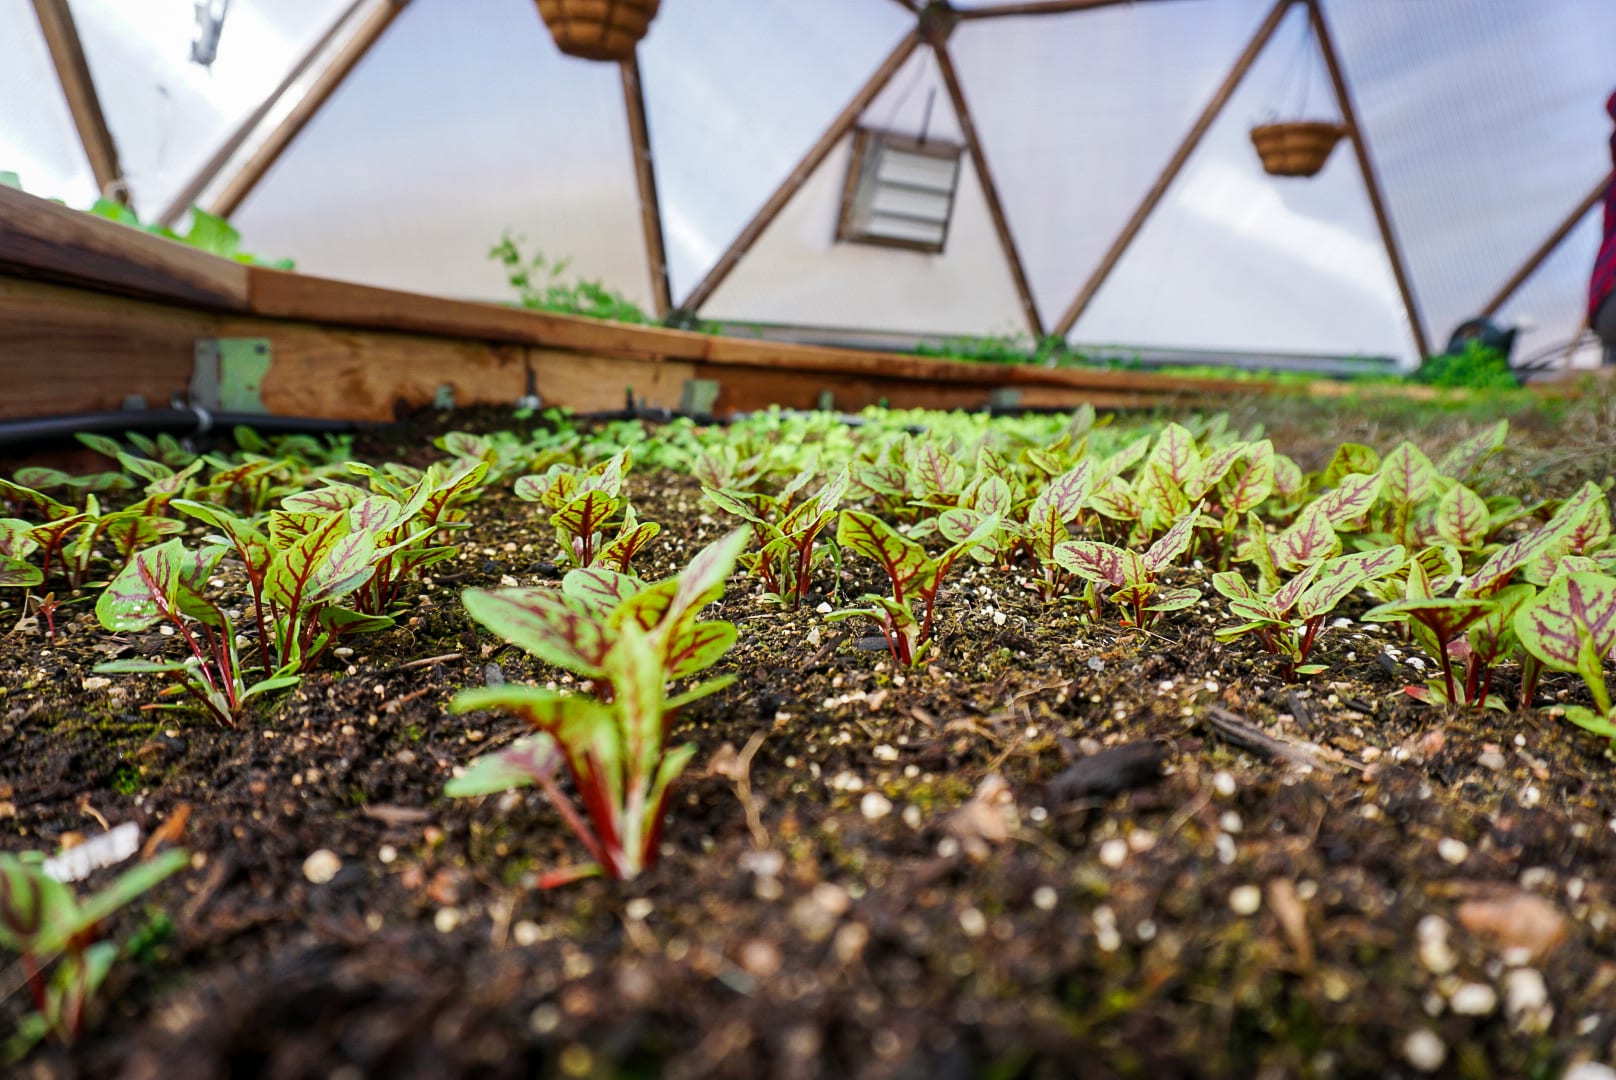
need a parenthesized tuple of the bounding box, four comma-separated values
(69, 0, 353, 217)
(232, 0, 648, 306)
(0, 0, 98, 202)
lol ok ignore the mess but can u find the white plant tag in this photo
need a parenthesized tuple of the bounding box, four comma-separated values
(42, 822, 141, 883)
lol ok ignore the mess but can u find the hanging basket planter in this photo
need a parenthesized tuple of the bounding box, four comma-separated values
(535, 0, 659, 62)
(1249, 121, 1347, 178)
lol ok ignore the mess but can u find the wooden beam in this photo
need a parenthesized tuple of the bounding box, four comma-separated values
(1306, 0, 1430, 359)
(679, 29, 922, 313)
(157, 0, 366, 228)
(1052, 0, 1294, 337)
(933, 42, 1044, 337)
(619, 54, 672, 318)
(207, 0, 408, 220)
(0, 183, 249, 310)
(957, 0, 1189, 19)
(1481, 173, 1610, 318)
(30, 0, 126, 204)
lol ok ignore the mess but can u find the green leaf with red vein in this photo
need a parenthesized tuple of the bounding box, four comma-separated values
(0, 555, 42, 587)
(1379, 442, 1436, 506)
(1272, 506, 1339, 571)
(837, 510, 928, 597)
(1147, 423, 1200, 488)
(1513, 572, 1616, 674)
(1224, 441, 1275, 515)
(462, 587, 609, 677)
(1186, 442, 1246, 501)
(1436, 419, 1507, 479)
(1322, 443, 1381, 486)
(1434, 484, 1489, 549)
(1054, 541, 1128, 588)
(1143, 503, 1201, 573)
(1316, 470, 1383, 527)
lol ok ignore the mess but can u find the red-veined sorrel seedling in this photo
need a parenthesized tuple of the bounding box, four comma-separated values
(1053, 506, 1202, 628)
(828, 509, 997, 666)
(447, 530, 748, 886)
(0, 846, 187, 1057)
(1513, 571, 1616, 740)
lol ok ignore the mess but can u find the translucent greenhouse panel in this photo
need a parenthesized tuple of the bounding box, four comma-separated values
(702, 125, 1026, 336)
(0, 0, 97, 202)
(1327, 0, 1616, 352)
(231, 0, 650, 309)
(1497, 210, 1606, 375)
(948, 0, 1280, 325)
(67, 0, 356, 218)
(1070, 8, 1411, 365)
(637, 0, 912, 306)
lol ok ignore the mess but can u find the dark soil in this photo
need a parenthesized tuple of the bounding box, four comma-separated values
(5, 397, 1616, 1079)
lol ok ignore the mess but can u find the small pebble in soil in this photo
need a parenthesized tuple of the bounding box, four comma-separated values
(1098, 838, 1128, 868)
(739, 938, 783, 978)
(1032, 886, 1057, 911)
(959, 907, 987, 937)
(860, 792, 893, 821)
(1449, 983, 1498, 1015)
(377, 844, 397, 864)
(1564, 1065, 1616, 1080)
(528, 1003, 561, 1035)
(513, 920, 543, 947)
(1229, 885, 1262, 916)
(1503, 968, 1553, 1032)
(1416, 915, 1457, 975)
(434, 907, 461, 933)
(1402, 1029, 1447, 1072)
(302, 849, 341, 885)
(625, 898, 653, 921)
(1437, 838, 1469, 865)
(1213, 771, 1236, 797)
(1092, 906, 1121, 952)
(1219, 811, 1243, 834)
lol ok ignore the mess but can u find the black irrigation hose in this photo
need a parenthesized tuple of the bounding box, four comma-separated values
(0, 408, 386, 451)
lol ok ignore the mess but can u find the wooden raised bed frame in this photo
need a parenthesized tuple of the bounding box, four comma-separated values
(2, 184, 1291, 425)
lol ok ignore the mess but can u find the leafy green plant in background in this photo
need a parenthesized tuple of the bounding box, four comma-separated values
(447, 531, 748, 886)
(87, 200, 294, 269)
(492, 232, 653, 325)
(0, 846, 188, 1061)
(1413, 340, 1519, 391)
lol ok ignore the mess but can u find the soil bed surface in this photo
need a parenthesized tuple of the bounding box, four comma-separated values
(4, 391, 1616, 1078)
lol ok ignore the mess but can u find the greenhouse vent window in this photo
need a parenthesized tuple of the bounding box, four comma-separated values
(836, 128, 963, 254)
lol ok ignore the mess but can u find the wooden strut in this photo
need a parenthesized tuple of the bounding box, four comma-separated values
(157, 0, 367, 228)
(957, 0, 1190, 18)
(30, 0, 126, 205)
(933, 42, 1045, 337)
(620, 54, 672, 318)
(679, 29, 922, 314)
(1481, 173, 1611, 318)
(207, 0, 409, 220)
(1052, 0, 1295, 337)
(1306, 0, 1429, 359)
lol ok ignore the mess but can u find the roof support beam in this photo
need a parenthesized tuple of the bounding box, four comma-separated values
(158, 0, 366, 228)
(934, 42, 1044, 336)
(1052, 0, 1293, 337)
(958, 0, 1191, 20)
(1481, 173, 1610, 319)
(680, 29, 922, 314)
(31, 0, 126, 204)
(1306, 0, 1429, 359)
(620, 53, 672, 318)
(207, 0, 408, 220)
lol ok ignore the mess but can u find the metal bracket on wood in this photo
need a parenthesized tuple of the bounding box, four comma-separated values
(191, 338, 270, 413)
(679, 378, 721, 416)
(817, 390, 836, 412)
(434, 384, 456, 411)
